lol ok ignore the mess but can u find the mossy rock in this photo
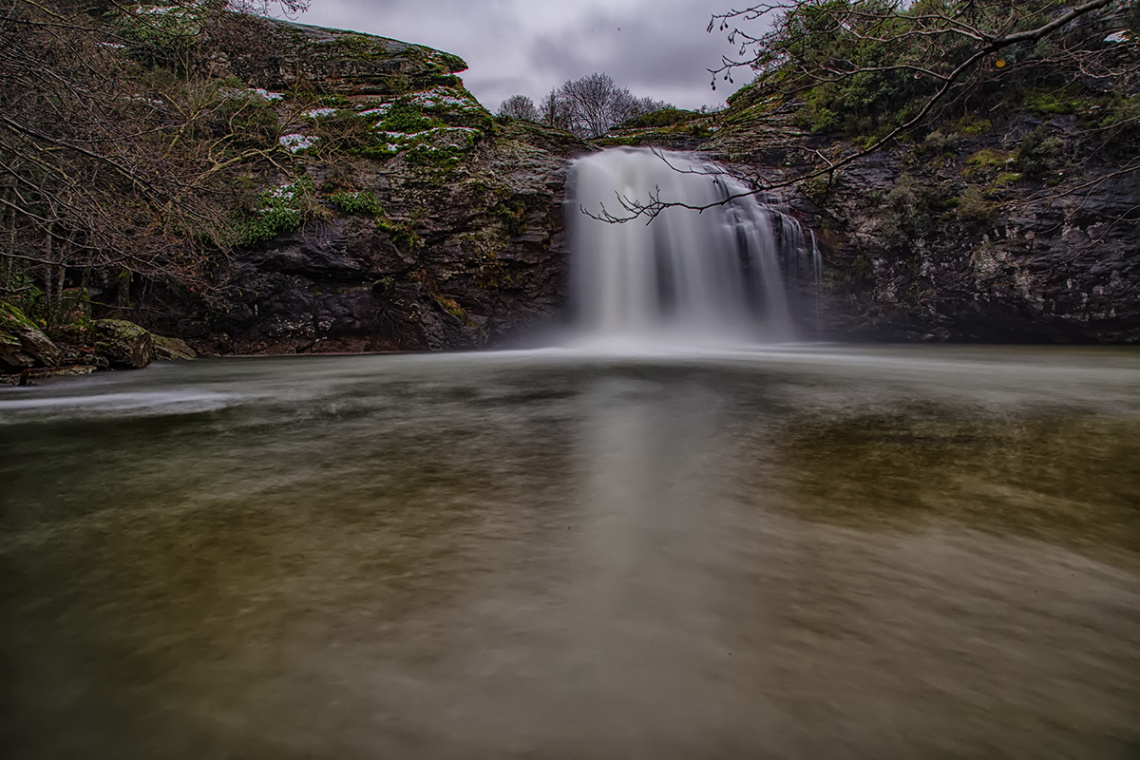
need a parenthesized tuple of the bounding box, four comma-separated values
(153, 334, 197, 361)
(1, 301, 62, 369)
(94, 319, 154, 369)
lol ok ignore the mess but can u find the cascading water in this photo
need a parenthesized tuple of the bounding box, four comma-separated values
(569, 147, 820, 348)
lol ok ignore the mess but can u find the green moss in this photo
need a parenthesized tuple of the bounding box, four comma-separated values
(327, 190, 384, 216)
(96, 318, 148, 341)
(962, 148, 1016, 179)
(437, 295, 467, 320)
(325, 33, 397, 62)
(318, 94, 352, 108)
(988, 172, 1024, 191)
(955, 115, 992, 136)
(378, 218, 422, 251)
(1, 301, 40, 348)
(239, 208, 301, 246)
(1024, 90, 1090, 116)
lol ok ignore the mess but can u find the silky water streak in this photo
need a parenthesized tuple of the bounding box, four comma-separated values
(568, 148, 820, 348)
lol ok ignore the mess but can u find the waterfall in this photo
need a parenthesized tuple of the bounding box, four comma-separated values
(568, 148, 820, 348)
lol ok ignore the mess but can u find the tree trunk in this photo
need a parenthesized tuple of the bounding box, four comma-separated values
(116, 268, 132, 311)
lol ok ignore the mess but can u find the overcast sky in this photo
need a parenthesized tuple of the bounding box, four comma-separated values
(292, 0, 753, 112)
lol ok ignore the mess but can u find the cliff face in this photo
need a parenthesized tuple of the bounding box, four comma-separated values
(200, 124, 582, 354)
(809, 135, 1139, 343)
(135, 18, 1136, 351)
(698, 96, 1140, 344)
(135, 18, 589, 354)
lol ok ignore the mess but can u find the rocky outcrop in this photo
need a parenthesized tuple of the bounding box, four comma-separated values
(208, 129, 578, 353)
(0, 302, 172, 378)
(215, 17, 468, 98)
(100, 19, 591, 355)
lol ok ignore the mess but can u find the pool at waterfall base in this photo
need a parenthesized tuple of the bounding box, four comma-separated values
(2, 345, 1138, 758)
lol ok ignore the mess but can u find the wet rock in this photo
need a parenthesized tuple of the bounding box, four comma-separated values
(153, 335, 197, 361)
(1, 302, 61, 369)
(94, 319, 154, 368)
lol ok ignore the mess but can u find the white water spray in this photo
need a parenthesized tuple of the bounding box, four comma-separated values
(569, 148, 820, 349)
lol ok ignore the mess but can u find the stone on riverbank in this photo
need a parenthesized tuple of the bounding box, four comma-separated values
(153, 334, 197, 361)
(1, 302, 62, 370)
(94, 319, 154, 368)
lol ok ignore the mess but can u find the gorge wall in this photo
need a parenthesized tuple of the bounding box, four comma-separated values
(611, 92, 1139, 344)
(130, 18, 1137, 351)
(136, 18, 590, 354)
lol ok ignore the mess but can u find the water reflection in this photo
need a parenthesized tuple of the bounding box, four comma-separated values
(1, 348, 1138, 758)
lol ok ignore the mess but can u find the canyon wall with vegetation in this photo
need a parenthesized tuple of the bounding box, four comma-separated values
(2, 1, 1137, 378)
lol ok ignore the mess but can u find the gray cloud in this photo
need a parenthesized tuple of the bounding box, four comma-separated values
(293, 0, 750, 111)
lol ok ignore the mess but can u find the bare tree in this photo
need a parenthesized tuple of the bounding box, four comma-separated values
(557, 73, 672, 138)
(497, 94, 540, 121)
(539, 88, 572, 130)
(0, 0, 310, 321)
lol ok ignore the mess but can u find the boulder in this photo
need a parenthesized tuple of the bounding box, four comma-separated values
(1, 302, 61, 369)
(94, 319, 154, 368)
(152, 334, 197, 361)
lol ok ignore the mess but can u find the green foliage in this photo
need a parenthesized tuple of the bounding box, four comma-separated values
(774, 0, 927, 136)
(378, 103, 437, 133)
(1014, 126, 1065, 179)
(404, 144, 465, 168)
(918, 130, 960, 157)
(954, 186, 997, 228)
(327, 191, 384, 217)
(238, 177, 316, 246)
(318, 94, 352, 108)
(621, 108, 697, 129)
(494, 201, 529, 235)
(732, 0, 1128, 146)
(240, 208, 301, 246)
(877, 173, 955, 245)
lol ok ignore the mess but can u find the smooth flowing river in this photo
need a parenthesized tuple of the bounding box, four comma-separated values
(2, 346, 1138, 759)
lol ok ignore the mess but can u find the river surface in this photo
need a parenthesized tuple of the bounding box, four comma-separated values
(2, 346, 1138, 759)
